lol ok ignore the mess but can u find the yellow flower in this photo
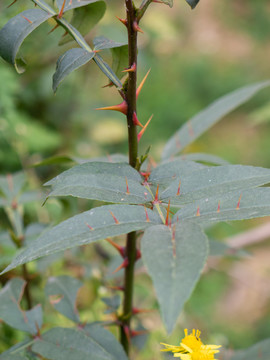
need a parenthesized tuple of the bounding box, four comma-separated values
(160, 329, 221, 360)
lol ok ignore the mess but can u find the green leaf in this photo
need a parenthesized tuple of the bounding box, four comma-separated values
(45, 162, 151, 204)
(141, 222, 208, 333)
(185, 0, 200, 9)
(230, 338, 270, 360)
(162, 81, 270, 160)
(0, 9, 54, 73)
(33, 155, 76, 166)
(209, 239, 248, 258)
(173, 188, 270, 223)
(56, 0, 103, 12)
(1, 205, 161, 274)
(0, 172, 26, 203)
(59, 2, 106, 45)
(32, 326, 128, 360)
(94, 54, 123, 88)
(45, 275, 83, 322)
(0, 278, 43, 334)
(178, 153, 229, 165)
(161, 0, 173, 7)
(0, 354, 29, 360)
(161, 165, 270, 205)
(32, 0, 56, 14)
(101, 295, 121, 314)
(53, 48, 95, 92)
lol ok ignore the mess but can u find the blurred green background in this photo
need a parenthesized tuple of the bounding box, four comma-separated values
(1, 0, 270, 358)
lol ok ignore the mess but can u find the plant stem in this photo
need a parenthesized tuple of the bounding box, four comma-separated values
(120, 0, 139, 354)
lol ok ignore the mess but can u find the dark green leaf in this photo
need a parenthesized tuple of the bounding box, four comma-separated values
(162, 81, 270, 160)
(230, 338, 270, 360)
(94, 54, 123, 88)
(32, 326, 128, 360)
(45, 162, 151, 204)
(101, 295, 121, 313)
(0, 278, 43, 334)
(173, 188, 270, 223)
(185, 0, 200, 9)
(45, 276, 83, 322)
(1, 205, 161, 274)
(0, 9, 54, 73)
(32, 155, 76, 166)
(53, 48, 95, 92)
(161, 165, 270, 205)
(141, 222, 208, 333)
(59, 2, 106, 45)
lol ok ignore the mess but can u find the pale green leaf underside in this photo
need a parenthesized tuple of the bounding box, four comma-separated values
(45, 162, 151, 204)
(56, 0, 103, 12)
(173, 188, 270, 223)
(32, 326, 128, 360)
(230, 338, 270, 360)
(45, 276, 83, 322)
(1, 205, 161, 274)
(161, 165, 270, 205)
(162, 81, 270, 160)
(141, 222, 208, 333)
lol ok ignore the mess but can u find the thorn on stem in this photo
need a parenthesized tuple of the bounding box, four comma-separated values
(133, 112, 143, 127)
(133, 21, 144, 33)
(113, 257, 129, 274)
(122, 63, 136, 73)
(106, 238, 125, 257)
(96, 101, 128, 115)
(116, 16, 128, 27)
(137, 114, 153, 142)
(136, 69, 151, 98)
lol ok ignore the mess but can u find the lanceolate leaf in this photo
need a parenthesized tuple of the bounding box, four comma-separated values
(161, 165, 270, 205)
(59, 2, 106, 45)
(0, 9, 54, 73)
(173, 188, 270, 223)
(94, 54, 123, 88)
(0, 278, 43, 334)
(56, 0, 104, 13)
(230, 338, 270, 360)
(32, 326, 128, 360)
(162, 81, 270, 160)
(141, 222, 208, 333)
(45, 162, 151, 204)
(45, 276, 83, 322)
(53, 48, 95, 92)
(185, 0, 200, 9)
(1, 205, 161, 274)
(31, 0, 56, 14)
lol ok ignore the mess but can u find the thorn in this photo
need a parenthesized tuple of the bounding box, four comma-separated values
(136, 248, 141, 260)
(116, 16, 128, 27)
(196, 206, 200, 217)
(96, 101, 128, 115)
(133, 21, 144, 33)
(137, 114, 153, 142)
(125, 177, 130, 194)
(7, 0, 17, 7)
(113, 257, 129, 274)
(86, 223, 94, 231)
(58, 0, 67, 18)
(176, 181, 181, 196)
(102, 81, 114, 88)
(217, 200, 221, 213)
(48, 23, 59, 34)
(133, 112, 143, 127)
(109, 211, 120, 224)
(236, 194, 242, 210)
(123, 325, 131, 344)
(154, 184, 160, 203)
(21, 15, 33, 24)
(93, 49, 102, 54)
(165, 200, 171, 226)
(144, 206, 150, 222)
(122, 63, 136, 73)
(136, 69, 151, 98)
(106, 238, 125, 257)
(131, 329, 148, 337)
(141, 171, 150, 181)
(108, 285, 124, 291)
(132, 308, 153, 315)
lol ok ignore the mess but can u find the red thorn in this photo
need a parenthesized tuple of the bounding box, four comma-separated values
(69, 0, 73, 5)
(106, 238, 125, 257)
(236, 194, 242, 210)
(123, 325, 131, 344)
(102, 81, 114, 88)
(96, 101, 128, 115)
(196, 206, 200, 217)
(133, 21, 144, 33)
(113, 258, 129, 274)
(144, 206, 150, 222)
(136, 248, 141, 260)
(58, 0, 67, 18)
(133, 112, 143, 127)
(62, 31, 69, 37)
(153, 0, 164, 3)
(137, 114, 153, 142)
(132, 307, 152, 315)
(21, 15, 33, 24)
(125, 177, 130, 195)
(108, 285, 124, 291)
(86, 223, 94, 231)
(7, 0, 17, 7)
(165, 200, 171, 226)
(188, 122, 194, 137)
(176, 181, 181, 196)
(116, 16, 128, 27)
(217, 200, 221, 213)
(136, 69, 151, 99)
(109, 211, 120, 224)
(123, 63, 136, 73)
(131, 329, 148, 337)
(48, 23, 59, 34)
(141, 171, 151, 181)
(154, 184, 160, 203)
